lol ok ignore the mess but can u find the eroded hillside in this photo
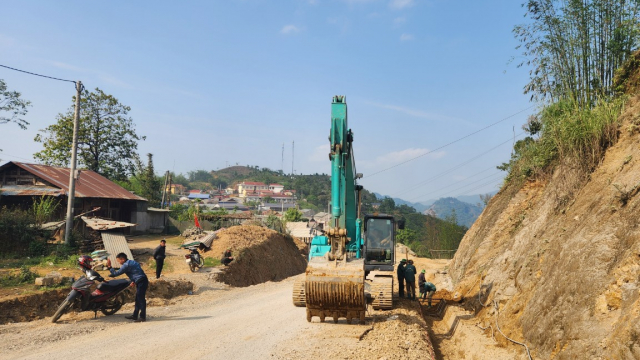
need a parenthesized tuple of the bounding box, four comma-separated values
(450, 95, 640, 358)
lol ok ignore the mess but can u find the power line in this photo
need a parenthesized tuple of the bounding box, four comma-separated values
(366, 105, 536, 178)
(0, 64, 77, 84)
(426, 172, 504, 201)
(393, 132, 525, 197)
(409, 167, 500, 201)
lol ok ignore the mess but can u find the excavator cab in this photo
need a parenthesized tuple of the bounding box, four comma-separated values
(363, 215, 396, 270)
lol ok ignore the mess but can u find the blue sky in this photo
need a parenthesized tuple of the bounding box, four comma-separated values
(0, 0, 535, 204)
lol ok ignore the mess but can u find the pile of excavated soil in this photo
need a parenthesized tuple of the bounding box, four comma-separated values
(274, 301, 436, 360)
(0, 279, 193, 324)
(211, 226, 307, 287)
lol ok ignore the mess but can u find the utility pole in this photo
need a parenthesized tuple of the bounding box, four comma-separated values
(281, 143, 284, 174)
(64, 81, 83, 245)
(291, 141, 294, 176)
(160, 171, 169, 209)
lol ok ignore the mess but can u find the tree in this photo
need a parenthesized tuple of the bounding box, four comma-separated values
(513, 0, 640, 107)
(137, 153, 161, 206)
(33, 88, 145, 180)
(283, 207, 304, 222)
(0, 79, 31, 130)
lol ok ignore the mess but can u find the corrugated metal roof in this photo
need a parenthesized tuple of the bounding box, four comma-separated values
(0, 185, 65, 196)
(188, 193, 210, 199)
(147, 207, 170, 212)
(101, 231, 134, 269)
(82, 216, 136, 230)
(0, 161, 146, 201)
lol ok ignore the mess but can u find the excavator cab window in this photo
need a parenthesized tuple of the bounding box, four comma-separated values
(364, 217, 394, 265)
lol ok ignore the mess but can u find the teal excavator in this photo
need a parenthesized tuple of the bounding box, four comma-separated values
(292, 95, 403, 324)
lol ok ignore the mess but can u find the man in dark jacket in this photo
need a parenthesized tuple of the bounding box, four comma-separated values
(404, 259, 417, 300)
(397, 259, 407, 298)
(107, 253, 149, 322)
(153, 239, 166, 279)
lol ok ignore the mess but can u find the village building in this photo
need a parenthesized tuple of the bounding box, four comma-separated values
(0, 161, 163, 234)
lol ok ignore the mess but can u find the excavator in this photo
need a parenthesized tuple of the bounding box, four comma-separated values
(292, 95, 403, 324)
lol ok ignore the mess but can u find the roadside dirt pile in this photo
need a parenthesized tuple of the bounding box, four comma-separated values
(212, 225, 307, 287)
(274, 302, 435, 360)
(450, 92, 640, 358)
(0, 279, 193, 324)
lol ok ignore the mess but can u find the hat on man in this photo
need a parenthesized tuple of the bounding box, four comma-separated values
(400, 259, 407, 263)
(421, 269, 426, 273)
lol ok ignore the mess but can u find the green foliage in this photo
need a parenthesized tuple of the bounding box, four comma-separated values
(396, 228, 418, 244)
(128, 153, 162, 206)
(0, 206, 39, 254)
(169, 203, 198, 221)
(0, 79, 31, 130)
(265, 214, 284, 232)
(30, 196, 61, 225)
(33, 88, 145, 181)
(514, 0, 640, 107)
(500, 98, 626, 182)
(283, 208, 304, 222)
(204, 257, 221, 267)
(0, 266, 38, 287)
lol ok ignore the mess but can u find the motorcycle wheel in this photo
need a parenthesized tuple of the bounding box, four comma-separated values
(189, 260, 197, 272)
(51, 299, 73, 323)
(100, 293, 125, 316)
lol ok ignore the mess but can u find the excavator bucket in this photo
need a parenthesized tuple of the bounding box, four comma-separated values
(304, 260, 366, 324)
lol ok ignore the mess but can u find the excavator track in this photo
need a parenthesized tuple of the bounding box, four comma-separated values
(370, 275, 394, 310)
(292, 279, 306, 307)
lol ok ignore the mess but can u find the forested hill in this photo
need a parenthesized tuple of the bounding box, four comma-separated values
(428, 197, 485, 228)
(171, 166, 467, 255)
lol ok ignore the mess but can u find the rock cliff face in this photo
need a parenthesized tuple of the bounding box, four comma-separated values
(450, 95, 640, 359)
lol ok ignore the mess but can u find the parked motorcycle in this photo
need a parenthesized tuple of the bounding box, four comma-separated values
(185, 247, 204, 272)
(52, 256, 131, 323)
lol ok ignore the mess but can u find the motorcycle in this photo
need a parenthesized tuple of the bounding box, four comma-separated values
(185, 247, 204, 272)
(52, 268, 131, 323)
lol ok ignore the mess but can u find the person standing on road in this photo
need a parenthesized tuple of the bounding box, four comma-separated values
(397, 259, 407, 298)
(404, 259, 417, 300)
(107, 253, 149, 322)
(153, 239, 167, 279)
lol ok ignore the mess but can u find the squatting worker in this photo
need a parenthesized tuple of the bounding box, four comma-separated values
(424, 281, 437, 307)
(153, 239, 167, 279)
(107, 253, 149, 322)
(404, 259, 417, 300)
(397, 259, 407, 298)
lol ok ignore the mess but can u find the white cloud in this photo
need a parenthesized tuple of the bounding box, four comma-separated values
(280, 25, 301, 34)
(393, 17, 406, 25)
(400, 33, 413, 41)
(309, 144, 330, 163)
(375, 148, 445, 165)
(389, 0, 415, 9)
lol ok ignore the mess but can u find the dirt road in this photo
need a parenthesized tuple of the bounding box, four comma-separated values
(3, 272, 424, 360)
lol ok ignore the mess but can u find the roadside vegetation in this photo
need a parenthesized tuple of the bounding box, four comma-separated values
(501, 0, 640, 194)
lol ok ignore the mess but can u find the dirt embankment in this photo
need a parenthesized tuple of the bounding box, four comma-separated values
(0, 279, 193, 325)
(450, 94, 640, 358)
(212, 226, 307, 287)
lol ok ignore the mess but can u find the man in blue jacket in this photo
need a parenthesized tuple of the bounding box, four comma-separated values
(107, 253, 149, 322)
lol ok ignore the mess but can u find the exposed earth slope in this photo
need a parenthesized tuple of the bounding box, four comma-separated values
(450, 94, 640, 358)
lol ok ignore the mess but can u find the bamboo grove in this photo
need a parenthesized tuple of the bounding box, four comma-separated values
(514, 0, 640, 108)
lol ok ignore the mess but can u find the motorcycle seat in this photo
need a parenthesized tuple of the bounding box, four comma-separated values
(97, 279, 129, 292)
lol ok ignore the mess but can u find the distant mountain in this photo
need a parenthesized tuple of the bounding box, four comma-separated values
(372, 193, 430, 213)
(428, 197, 484, 228)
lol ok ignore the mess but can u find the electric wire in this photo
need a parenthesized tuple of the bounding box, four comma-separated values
(413, 171, 504, 202)
(366, 105, 536, 178)
(393, 132, 525, 197)
(0, 64, 77, 84)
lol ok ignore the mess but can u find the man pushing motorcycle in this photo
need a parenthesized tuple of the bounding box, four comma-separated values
(107, 253, 149, 322)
